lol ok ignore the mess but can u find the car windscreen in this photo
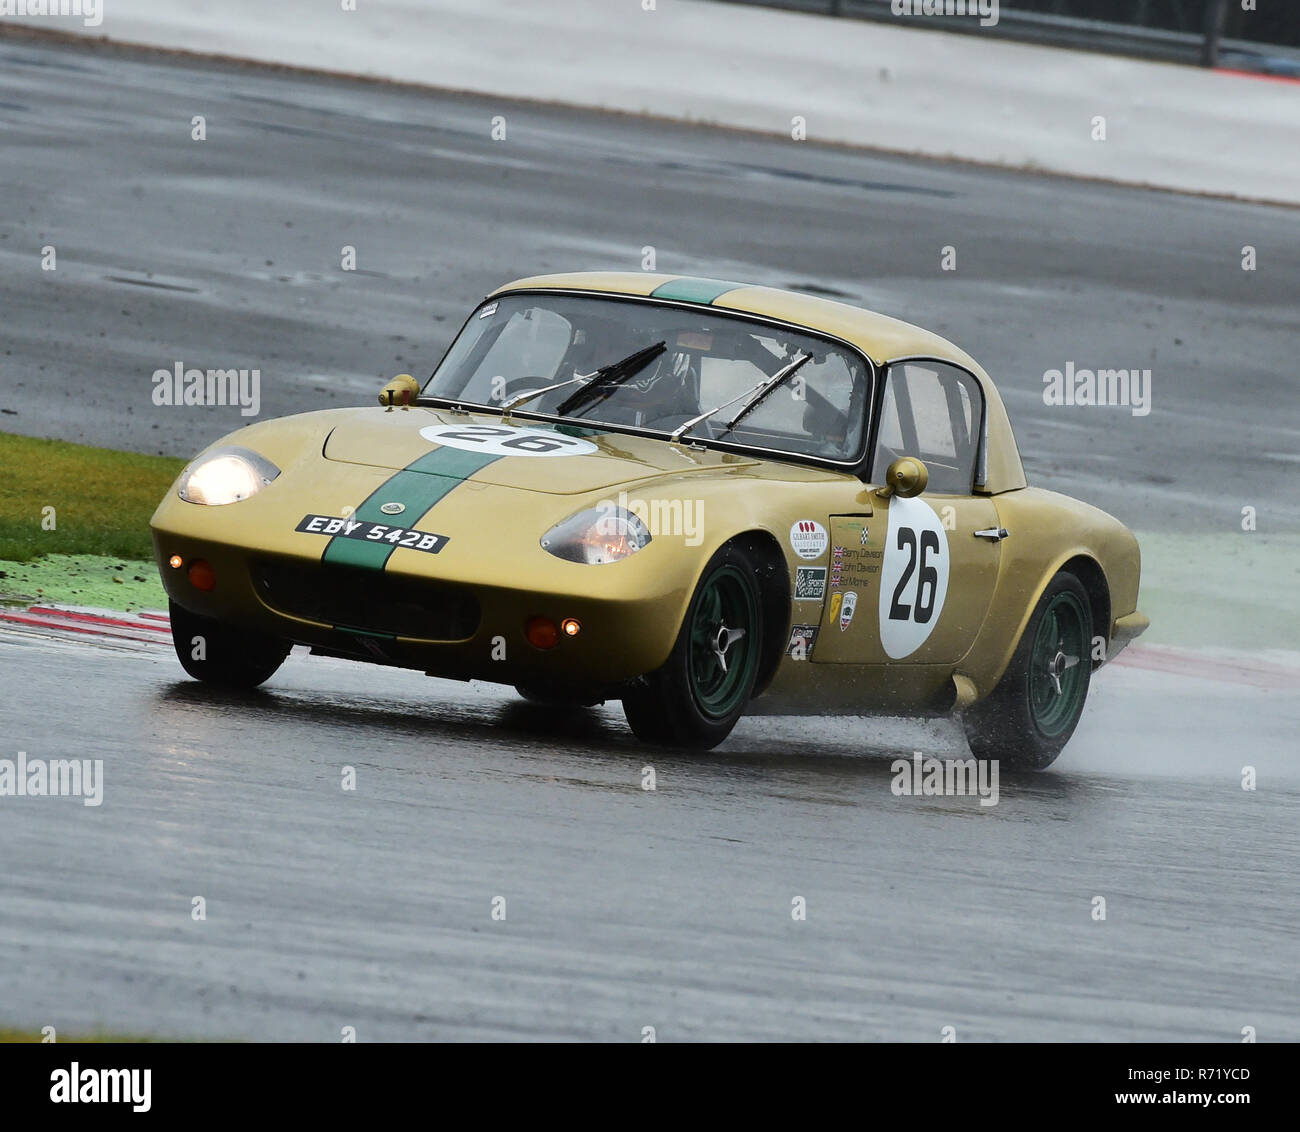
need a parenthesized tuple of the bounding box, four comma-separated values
(423, 293, 872, 462)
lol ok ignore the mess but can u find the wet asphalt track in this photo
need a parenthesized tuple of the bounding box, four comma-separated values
(0, 37, 1298, 1041)
(2, 626, 1298, 1042)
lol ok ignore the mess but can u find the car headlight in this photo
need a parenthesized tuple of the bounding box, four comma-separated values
(541, 506, 652, 564)
(178, 446, 280, 506)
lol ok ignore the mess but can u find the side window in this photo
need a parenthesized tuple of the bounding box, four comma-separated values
(871, 361, 982, 493)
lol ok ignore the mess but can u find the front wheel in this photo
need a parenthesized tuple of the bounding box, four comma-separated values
(962, 572, 1093, 770)
(622, 543, 765, 749)
(169, 600, 290, 689)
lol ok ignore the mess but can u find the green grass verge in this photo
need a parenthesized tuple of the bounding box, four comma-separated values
(1126, 530, 1300, 651)
(0, 432, 184, 563)
(0, 554, 167, 611)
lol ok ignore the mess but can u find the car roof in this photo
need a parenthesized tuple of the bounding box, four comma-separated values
(487, 272, 1026, 494)
(490, 271, 980, 370)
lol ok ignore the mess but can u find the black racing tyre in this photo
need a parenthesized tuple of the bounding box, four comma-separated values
(622, 542, 765, 749)
(169, 600, 290, 690)
(961, 571, 1093, 770)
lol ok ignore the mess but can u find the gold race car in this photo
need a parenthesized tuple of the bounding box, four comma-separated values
(152, 272, 1148, 767)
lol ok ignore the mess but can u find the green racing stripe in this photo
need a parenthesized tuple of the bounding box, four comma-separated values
(649, 277, 745, 305)
(321, 446, 502, 571)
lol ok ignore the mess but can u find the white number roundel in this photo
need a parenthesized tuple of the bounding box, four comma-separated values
(419, 423, 598, 457)
(878, 496, 950, 659)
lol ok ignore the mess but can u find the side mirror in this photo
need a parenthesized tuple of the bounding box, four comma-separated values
(379, 373, 420, 410)
(875, 456, 928, 499)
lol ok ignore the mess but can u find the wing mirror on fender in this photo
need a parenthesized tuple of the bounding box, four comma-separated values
(875, 456, 929, 499)
(379, 374, 421, 410)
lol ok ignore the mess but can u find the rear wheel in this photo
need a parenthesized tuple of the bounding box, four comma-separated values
(962, 572, 1092, 770)
(622, 543, 764, 749)
(169, 600, 290, 689)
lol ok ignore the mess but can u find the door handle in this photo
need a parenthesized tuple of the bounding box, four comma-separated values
(974, 527, 1009, 542)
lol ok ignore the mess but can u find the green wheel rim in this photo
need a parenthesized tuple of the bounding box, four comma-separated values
(1028, 591, 1089, 737)
(686, 564, 759, 720)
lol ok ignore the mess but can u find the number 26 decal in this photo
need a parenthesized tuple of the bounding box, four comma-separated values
(878, 497, 950, 659)
(419, 423, 598, 457)
(888, 528, 940, 624)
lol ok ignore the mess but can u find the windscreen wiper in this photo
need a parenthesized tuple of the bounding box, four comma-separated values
(552, 341, 668, 417)
(671, 351, 812, 444)
(500, 341, 668, 416)
(500, 373, 588, 414)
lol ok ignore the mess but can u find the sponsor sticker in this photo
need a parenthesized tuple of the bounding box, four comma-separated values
(794, 566, 827, 601)
(831, 546, 879, 590)
(677, 331, 713, 350)
(828, 591, 843, 622)
(296, 514, 449, 555)
(478, 302, 498, 318)
(839, 590, 858, 632)
(790, 519, 829, 560)
(787, 624, 818, 660)
(420, 422, 598, 458)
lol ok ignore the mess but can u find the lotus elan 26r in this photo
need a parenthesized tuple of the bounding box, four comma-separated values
(151, 272, 1148, 768)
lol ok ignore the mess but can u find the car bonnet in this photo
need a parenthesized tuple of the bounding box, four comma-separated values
(322, 406, 759, 495)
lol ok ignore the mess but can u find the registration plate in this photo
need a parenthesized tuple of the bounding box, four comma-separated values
(295, 514, 449, 555)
